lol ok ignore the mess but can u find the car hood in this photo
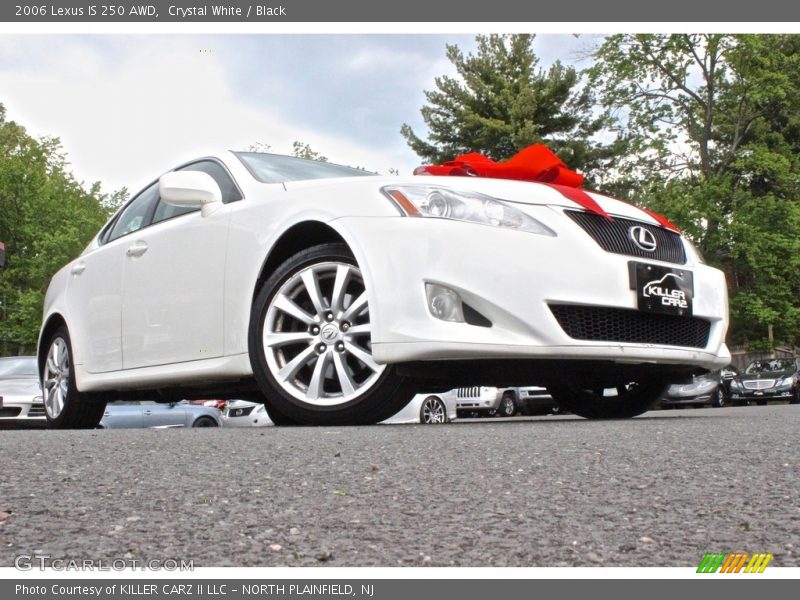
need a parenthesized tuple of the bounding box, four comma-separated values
(0, 378, 41, 396)
(282, 175, 663, 225)
(737, 370, 795, 381)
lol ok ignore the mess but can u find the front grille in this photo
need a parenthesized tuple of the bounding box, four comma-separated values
(550, 304, 711, 349)
(0, 407, 22, 418)
(28, 403, 46, 417)
(743, 379, 776, 390)
(566, 210, 687, 265)
(457, 387, 480, 398)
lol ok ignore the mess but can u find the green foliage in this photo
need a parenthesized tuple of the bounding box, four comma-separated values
(591, 34, 800, 347)
(401, 34, 624, 186)
(0, 104, 120, 354)
(291, 141, 327, 162)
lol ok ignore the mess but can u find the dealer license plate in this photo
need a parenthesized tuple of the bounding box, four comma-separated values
(630, 262, 693, 317)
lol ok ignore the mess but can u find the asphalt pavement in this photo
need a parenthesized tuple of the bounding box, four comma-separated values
(0, 405, 797, 567)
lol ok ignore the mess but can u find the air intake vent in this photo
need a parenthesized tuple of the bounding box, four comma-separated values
(550, 304, 710, 349)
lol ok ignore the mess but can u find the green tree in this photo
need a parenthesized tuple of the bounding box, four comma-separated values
(0, 105, 122, 354)
(291, 141, 327, 162)
(590, 34, 800, 347)
(401, 34, 623, 185)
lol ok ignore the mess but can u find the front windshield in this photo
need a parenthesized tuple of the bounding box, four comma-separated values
(235, 152, 375, 184)
(744, 359, 796, 374)
(0, 356, 38, 379)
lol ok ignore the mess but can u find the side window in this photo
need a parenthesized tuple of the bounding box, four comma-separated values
(107, 184, 159, 242)
(180, 160, 242, 204)
(152, 197, 197, 224)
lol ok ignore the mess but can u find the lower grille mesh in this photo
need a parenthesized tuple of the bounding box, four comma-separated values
(550, 304, 711, 349)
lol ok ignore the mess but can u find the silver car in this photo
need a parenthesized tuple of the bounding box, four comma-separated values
(0, 356, 45, 426)
(99, 401, 221, 429)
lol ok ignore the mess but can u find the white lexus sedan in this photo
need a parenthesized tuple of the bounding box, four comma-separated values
(38, 151, 730, 428)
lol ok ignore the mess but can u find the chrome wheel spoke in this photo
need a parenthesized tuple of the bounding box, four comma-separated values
(345, 323, 371, 335)
(306, 354, 330, 400)
(273, 294, 317, 326)
(344, 341, 380, 373)
(301, 269, 328, 317)
(277, 346, 317, 382)
(265, 331, 315, 348)
(332, 352, 356, 397)
(330, 264, 352, 316)
(341, 291, 368, 322)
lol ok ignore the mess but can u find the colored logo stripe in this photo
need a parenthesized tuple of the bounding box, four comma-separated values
(697, 552, 773, 573)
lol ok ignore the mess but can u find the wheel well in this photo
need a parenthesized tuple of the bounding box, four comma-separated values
(38, 314, 67, 374)
(252, 221, 347, 303)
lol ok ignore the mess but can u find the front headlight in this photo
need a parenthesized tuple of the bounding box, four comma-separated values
(779, 376, 795, 387)
(381, 185, 556, 236)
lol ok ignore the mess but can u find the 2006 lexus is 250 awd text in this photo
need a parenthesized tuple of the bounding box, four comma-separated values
(38, 146, 730, 427)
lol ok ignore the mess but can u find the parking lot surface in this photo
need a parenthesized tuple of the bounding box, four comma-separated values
(0, 405, 797, 567)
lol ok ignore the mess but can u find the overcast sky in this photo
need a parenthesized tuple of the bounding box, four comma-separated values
(0, 34, 599, 195)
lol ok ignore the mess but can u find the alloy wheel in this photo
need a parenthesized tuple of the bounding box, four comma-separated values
(421, 397, 446, 424)
(262, 261, 385, 406)
(43, 337, 70, 419)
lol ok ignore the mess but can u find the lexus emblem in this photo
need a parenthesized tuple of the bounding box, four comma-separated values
(629, 226, 657, 252)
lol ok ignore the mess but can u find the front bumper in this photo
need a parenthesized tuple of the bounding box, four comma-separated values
(0, 398, 46, 423)
(338, 208, 730, 370)
(729, 386, 794, 402)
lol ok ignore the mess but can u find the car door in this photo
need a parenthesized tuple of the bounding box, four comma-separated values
(65, 185, 159, 373)
(121, 160, 241, 369)
(101, 401, 145, 428)
(141, 401, 187, 427)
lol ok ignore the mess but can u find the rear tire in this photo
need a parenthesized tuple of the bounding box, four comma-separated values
(249, 243, 415, 425)
(41, 326, 106, 429)
(547, 379, 668, 419)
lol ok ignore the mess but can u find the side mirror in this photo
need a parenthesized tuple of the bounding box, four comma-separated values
(159, 171, 222, 217)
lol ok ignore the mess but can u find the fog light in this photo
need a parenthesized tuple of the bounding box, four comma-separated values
(425, 283, 465, 322)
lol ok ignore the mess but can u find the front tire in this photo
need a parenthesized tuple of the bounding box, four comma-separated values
(419, 396, 447, 424)
(192, 416, 219, 428)
(547, 380, 668, 419)
(497, 393, 516, 417)
(249, 243, 415, 425)
(711, 387, 726, 408)
(41, 327, 106, 429)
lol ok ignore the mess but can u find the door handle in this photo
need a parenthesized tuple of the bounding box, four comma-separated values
(126, 240, 149, 258)
(143, 410, 152, 416)
(70, 262, 86, 276)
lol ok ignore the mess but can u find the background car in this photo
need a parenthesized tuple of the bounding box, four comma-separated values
(660, 370, 730, 408)
(222, 400, 272, 427)
(99, 401, 222, 429)
(499, 386, 559, 416)
(223, 393, 457, 427)
(455, 386, 503, 418)
(728, 358, 800, 405)
(382, 393, 457, 424)
(0, 356, 45, 426)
